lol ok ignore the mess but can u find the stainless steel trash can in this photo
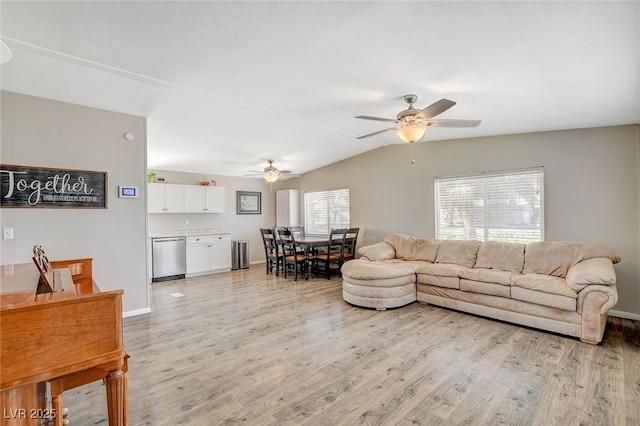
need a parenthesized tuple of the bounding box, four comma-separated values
(237, 240, 249, 269)
(231, 241, 239, 270)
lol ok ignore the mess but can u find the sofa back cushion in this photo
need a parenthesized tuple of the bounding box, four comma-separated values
(409, 238, 441, 262)
(383, 233, 414, 260)
(475, 241, 525, 273)
(383, 233, 441, 262)
(358, 242, 396, 261)
(523, 241, 621, 278)
(435, 240, 481, 267)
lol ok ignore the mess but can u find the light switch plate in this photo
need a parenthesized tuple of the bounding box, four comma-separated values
(3, 228, 13, 240)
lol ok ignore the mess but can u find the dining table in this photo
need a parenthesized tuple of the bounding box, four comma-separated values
(294, 235, 334, 250)
(292, 235, 342, 278)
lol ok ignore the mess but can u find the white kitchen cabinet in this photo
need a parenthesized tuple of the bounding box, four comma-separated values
(186, 234, 232, 276)
(148, 183, 185, 213)
(186, 242, 211, 274)
(184, 186, 225, 213)
(205, 187, 225, 213)
(276, 189, 300, 227)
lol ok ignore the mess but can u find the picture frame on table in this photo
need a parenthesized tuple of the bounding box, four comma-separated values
(236, 191, 261, 215)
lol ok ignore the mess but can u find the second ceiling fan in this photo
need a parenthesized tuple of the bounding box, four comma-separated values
(356, 94, 481, 163)
(246, 160, 291, 183)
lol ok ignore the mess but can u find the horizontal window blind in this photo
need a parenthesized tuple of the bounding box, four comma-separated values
(435, 168, 544, 243)
(304, 188, 350, 235)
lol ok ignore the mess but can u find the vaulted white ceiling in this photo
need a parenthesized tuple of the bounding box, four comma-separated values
(1, 1, 638, 177)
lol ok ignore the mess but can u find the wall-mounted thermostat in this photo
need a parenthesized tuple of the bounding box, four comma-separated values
(118, 186, 138, 198)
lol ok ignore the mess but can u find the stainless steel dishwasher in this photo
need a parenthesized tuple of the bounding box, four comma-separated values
(152, 237, 186, 282)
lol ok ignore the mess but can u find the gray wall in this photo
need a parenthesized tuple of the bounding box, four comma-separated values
(292, 125, 640, 317)
(0, 91, 149, 315)
(147, 169, 279, 265)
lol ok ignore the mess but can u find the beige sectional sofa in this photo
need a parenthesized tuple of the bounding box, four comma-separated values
(341, 233, 621, 344)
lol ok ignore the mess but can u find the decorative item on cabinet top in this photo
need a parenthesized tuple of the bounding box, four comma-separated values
(148, 182, 225, 214)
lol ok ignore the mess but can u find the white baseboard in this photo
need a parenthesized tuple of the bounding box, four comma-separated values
(609, 309, 640, 321)
(251, 260, 265, 265)
(123, 307, 151, 318)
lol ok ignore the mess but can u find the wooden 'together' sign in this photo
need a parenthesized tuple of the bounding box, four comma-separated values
(0, 164, 108, 209)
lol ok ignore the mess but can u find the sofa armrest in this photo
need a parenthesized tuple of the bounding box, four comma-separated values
(566, 257, 616, 291)
(357, 242, 396, 261)
(576, 283, 618, 344)
(577, 283, 618, 315)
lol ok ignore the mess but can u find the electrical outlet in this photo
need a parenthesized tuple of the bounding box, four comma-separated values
(3, 228, 13, 240)
(185, 219, 189, 225)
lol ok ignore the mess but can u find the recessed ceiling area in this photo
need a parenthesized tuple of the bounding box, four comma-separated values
(1, 2, 638, 177)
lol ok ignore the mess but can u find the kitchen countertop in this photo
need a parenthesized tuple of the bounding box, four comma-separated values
(149, 228, 230, 238)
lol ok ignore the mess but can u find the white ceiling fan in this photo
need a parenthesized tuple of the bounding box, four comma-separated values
(356, 94, 481, 163)
(245, 160, 292, 183)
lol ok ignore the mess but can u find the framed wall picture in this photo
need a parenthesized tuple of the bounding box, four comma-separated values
(236, 191, 261, 215)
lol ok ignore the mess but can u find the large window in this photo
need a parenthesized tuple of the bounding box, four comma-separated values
(435, 168, 544, 243)
(304, 188, 350, 235)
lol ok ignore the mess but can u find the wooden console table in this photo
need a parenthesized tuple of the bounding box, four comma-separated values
(0, 259, 128, 425)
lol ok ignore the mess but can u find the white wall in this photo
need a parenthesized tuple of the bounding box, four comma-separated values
(147, 169, 280, 265)
(0, 91, 148, 315)
(292, 125, 640, 317)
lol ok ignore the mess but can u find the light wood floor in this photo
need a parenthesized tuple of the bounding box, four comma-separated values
(64, 266, 639, 425)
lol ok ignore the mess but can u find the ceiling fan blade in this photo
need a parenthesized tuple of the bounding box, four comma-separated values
(416, 99, 456, 120)
(243, 173, 263, 177)
(279, 170, 292, 175)
(357, 127, 398, 139)
(427, 119, 481, 127)
(355, 115, 398, 123)
(247, 170, 263, 173)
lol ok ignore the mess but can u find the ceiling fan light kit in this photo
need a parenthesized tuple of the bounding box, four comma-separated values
(245, 160, 291, 184)
(355, 94, 481, 163)
(396, 124, 426, 144)
(264, 170, 279, 183)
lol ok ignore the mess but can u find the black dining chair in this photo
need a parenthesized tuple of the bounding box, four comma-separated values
(308, 228, 346, 280)
(260, 228, 282, 276)
(288, 226, 305, 240)
(278, 229, 309, 281)
(341, 228, 360, 266)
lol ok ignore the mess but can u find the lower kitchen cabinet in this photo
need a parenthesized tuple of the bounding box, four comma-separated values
(186, 234, 231, 276)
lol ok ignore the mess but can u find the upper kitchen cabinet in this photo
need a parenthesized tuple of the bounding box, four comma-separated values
(148, 183, 185, 213)
(184, 186, 225, 213)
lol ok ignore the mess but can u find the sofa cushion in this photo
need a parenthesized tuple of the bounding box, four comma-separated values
(416, 274, 460, 289)
(341, 259, 417, 280)
(459, 268, 518, 286)
(383, 233, 441, 261)
(511, 273, 577, 298)
(415, 263, 469, 277)
(565, 258, 617, 291)
(358, 242, 396, 261)
(511, 287, 577, 311)
(523, 241, 621, 278)
(383, 233, 415, 260)
(474, 241, 525, 273)
(460, 279, 511, 298)
(435, 240, 481, 267)
(410, 238, 441, 262)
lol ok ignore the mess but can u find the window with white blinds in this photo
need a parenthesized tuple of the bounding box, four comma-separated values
(434, 168, 544, 243)
(304, 188, 350, 236)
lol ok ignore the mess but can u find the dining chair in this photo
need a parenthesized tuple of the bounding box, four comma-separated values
(260, 228, 282, 276)
(287, 226, 306, 254)
(308, 228, 346, 280)
(342, 228, 360, 265)
(278, 229, 309, 281)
